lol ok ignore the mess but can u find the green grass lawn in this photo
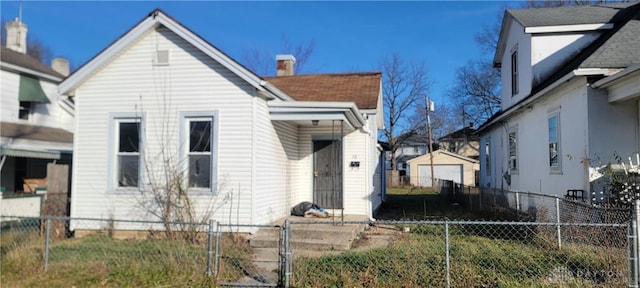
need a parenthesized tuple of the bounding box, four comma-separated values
(378, 187, 482, 220)
(293, 227, 627, 287)
(0, 232, 250, 288)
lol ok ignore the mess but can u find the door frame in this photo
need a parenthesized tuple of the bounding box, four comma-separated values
(311, 135, 344, 209)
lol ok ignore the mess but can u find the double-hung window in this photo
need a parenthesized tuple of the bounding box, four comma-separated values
(484, 137, 491, 176)
(548, 112, 561, 172)
(109, 113, 144, 191)
(511, 49, 519, 96)
(508, 128, 518, 172)
(181, 112, 217, 192)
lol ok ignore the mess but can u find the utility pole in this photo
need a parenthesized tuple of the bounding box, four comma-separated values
(426, 96, 435, 189)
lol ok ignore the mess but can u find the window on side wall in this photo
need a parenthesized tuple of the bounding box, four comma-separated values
(548, 113, 561, 172)
(110, 115, 143, 190)
(19, 101, 32, 120)
(181, 112, 217, 193)
(485, 137, 491, 175)
(508, 128, 518, 172)
(511, 50, 519, 96)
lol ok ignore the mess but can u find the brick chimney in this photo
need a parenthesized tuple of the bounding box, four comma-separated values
(276, 54, 295, 76)
(52, 58, 70, 76)
(5, 18, 28, 54)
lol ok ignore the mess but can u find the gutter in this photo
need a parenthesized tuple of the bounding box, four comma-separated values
(269, 101, 367, 128)
(592, 63, 640, 89)
(475, 70, 577, 134)
(478, 68, 613, 134)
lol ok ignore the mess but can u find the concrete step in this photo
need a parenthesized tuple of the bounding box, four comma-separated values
(249, 222, 367, 251)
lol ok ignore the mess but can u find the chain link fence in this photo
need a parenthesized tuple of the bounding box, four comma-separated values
(0, 215, 635, 287)
(439, 180, 631, 224)
(0, 216, 282, 287)
(289, 220, 631, 288)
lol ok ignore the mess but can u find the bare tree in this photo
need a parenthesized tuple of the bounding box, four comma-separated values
(411, 101, 458, 141)
(242, 35, 315, 76)
(449, 60, 501, 126)
(129, 93, 234, 242)
(380, 53, 431, 171)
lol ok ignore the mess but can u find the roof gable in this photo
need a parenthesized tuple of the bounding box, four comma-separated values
(58, 9, 274, 98)
(264, 72, 381, 110)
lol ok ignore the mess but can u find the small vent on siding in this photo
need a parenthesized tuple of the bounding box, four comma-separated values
(154, 50, 170, 66)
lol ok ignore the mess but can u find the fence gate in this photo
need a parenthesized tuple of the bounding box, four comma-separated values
(215, 223, 285, 287)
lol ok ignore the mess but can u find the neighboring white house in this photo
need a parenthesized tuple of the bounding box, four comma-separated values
(0, 18, 74, 194)
(59, 9, 385, 232)
(477, 3, 640, 202)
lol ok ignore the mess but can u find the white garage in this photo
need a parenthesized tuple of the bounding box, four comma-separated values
(407, 150, 479, 187)
(417, 164, 462, 187)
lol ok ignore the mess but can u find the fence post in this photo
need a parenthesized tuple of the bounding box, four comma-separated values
(556, 198, 562, 250)
(630, 200, 640, 287)
(214, 221, 221, 278)
(206, 219, 215, 277)
(280, 219, 291, 288)
(44, 216, 51, 271)
(445, 221, 451, 288)
(515, 192, 521, 219)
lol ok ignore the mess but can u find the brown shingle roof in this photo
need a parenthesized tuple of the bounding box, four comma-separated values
(1, 122, 73, 143)
(264, 72, 381, 110)
(0, 47, 64, 79)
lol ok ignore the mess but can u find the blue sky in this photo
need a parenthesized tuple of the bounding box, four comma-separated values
(1, 1, 516, 104)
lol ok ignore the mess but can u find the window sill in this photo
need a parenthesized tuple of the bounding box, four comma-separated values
(108, 187, 141, 194)
(188, 188, 216, 195)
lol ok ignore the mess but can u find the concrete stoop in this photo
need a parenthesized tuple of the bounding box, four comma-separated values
(249, 217, 368, 251)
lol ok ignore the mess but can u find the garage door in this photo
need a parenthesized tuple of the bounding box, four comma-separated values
(417, 164, 463, 187)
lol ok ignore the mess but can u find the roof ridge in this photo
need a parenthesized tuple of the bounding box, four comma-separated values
(263, 71, 381, 78)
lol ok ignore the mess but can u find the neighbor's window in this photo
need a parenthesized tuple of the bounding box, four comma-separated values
(448, 141, 457, 153)
(508, 128, 518, 171)
(548, 113, 561, 171)
(511, 50, 519, 96)
(181, 112, 217, 192)
(19, 101, 31, 120)
(115, 118, 142, 188)
(485, 137, 491, 175)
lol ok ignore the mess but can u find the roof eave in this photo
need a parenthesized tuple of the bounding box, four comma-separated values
(269, 101, 366, 129)
(1, 61, 63, 83)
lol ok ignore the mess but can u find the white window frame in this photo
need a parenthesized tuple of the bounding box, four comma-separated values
(508, 127, 518, 173)
(107, 112, 145, 193)
(180, 111, 218, 194)
(548, 112, 561, 173)
(484, 137, 491, 176)
(511, 49, 519, 96)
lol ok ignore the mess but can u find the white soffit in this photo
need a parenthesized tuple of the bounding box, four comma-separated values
(525, 23, 613, 34)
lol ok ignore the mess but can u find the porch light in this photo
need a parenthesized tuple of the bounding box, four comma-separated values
(312, 120, 319, 126)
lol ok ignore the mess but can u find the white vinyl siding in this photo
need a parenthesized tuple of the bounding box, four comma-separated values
(71, 26, 255, 226)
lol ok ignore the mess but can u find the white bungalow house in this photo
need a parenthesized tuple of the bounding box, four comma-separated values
(59, 9, 385, 232)
(477, 2, 640, 202)
(0, 18, 74, 195)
